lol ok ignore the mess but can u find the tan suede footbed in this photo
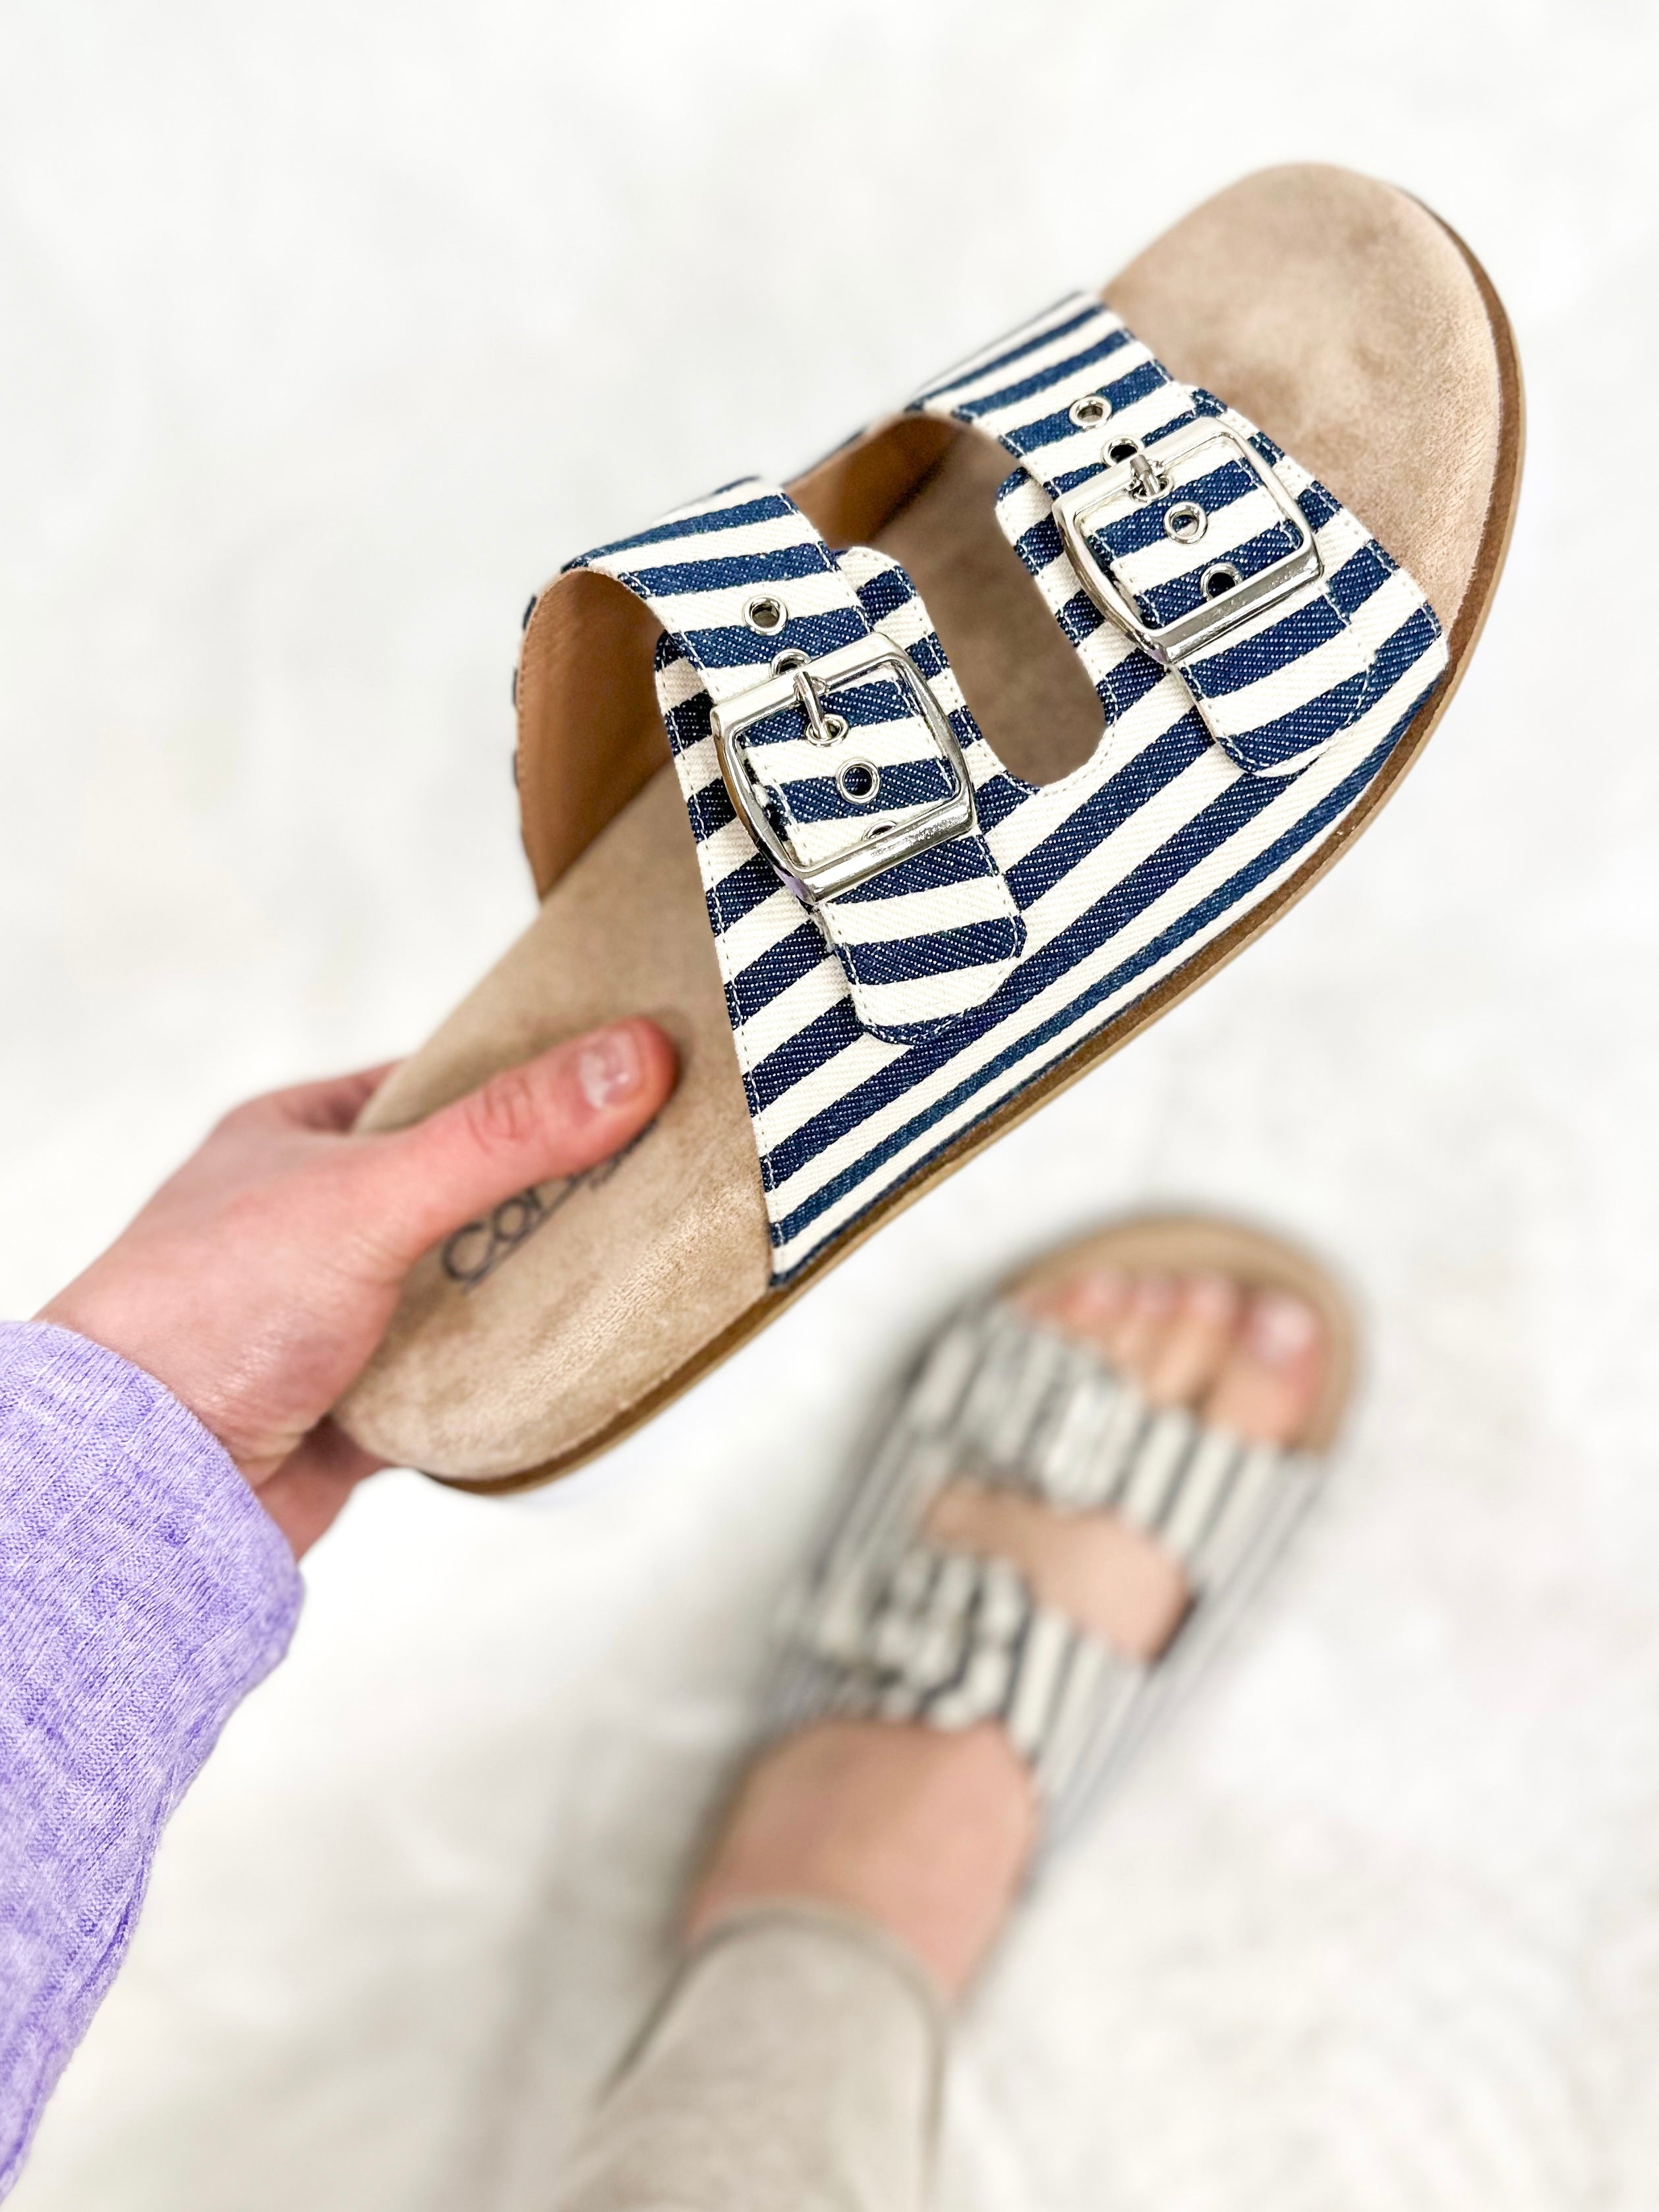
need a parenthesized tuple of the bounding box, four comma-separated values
(337, 164, 1521, 1490)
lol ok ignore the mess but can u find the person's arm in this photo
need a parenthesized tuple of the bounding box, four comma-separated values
(0, 1018, 676, 2197)
(0, 1322, 300, 2199)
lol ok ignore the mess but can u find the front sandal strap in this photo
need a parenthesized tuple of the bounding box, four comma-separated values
(911, 293, 1437, 778)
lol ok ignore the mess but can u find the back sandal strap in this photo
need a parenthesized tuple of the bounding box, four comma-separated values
(568, 484, 1024, 1045)
(774, 1299, 1321, 1851)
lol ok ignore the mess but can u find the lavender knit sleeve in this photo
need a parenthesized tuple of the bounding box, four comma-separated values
(0, 1320, 303, 2198)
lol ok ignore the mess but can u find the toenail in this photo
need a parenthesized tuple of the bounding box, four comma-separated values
(1185, 1271, 1236, 1322)
(1243, 1292, 1320, 1366)
(1074, 1267, 1130, 1317)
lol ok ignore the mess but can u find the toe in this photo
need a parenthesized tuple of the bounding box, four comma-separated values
(1100, 1269, 1180, 1387)
(1142, 1271, 1241, 1407)
(1201, 1289, 1325, 1445)
(1022, 1265, 1130, 1347)
(1021, 1266, 1178, 1388)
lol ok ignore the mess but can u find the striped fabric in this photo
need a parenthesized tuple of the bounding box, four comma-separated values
(572, 494, 1024, 1045)
(912, 292, 1430, 776)
(561, 296, 1447, 1281)
(773, 1298, 1321, 1849)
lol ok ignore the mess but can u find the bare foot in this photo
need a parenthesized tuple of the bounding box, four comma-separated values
(687, 1265, 1327, 1996)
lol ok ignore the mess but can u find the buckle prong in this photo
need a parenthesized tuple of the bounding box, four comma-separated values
(1123, 444, 1170, 501)
(791, 663, 848, 748)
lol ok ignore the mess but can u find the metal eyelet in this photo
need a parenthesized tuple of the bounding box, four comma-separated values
(746, 595, 788, 635)
(821, 714, 849, 744)
(1201, 561, 1243, 602)
(836, 759, 880, 805)
(1068, 393, 1111, 429)
(771, 648, 809, 674)
(1165, 501, 1206, 545)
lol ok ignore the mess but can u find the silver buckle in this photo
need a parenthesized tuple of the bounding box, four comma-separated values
(711, 635, 975, 905)
(1052, 417, 1321, 668)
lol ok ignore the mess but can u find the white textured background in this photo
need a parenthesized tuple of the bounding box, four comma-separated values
(4, 4, 1658, 2207)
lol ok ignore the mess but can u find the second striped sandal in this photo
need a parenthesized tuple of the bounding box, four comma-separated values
(774, 1212, 1356, 1857)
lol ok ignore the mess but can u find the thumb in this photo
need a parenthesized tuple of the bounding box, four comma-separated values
(349, 1017, 678, 1273)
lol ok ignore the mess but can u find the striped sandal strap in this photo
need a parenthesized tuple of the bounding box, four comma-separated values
(774, 1298, 1323, 1851)
(778, 1536, 1136, 1818)
(910, 291, 1417, 778)
(904, 1300, 1312, 1593)
(567, 488, 1023, 1047)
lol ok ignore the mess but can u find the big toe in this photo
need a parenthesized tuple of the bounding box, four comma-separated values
(1202, 1289, 1325, 1444)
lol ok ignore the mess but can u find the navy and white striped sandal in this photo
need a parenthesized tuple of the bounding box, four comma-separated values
(773, 1213, 1356, 1857)
(341, 165, 1516, 1491)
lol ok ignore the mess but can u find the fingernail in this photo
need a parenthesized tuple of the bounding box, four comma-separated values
(1243, 1292, 1320, 1368)
(577, 1024, 645, 1111)
(1134, 1271, 1178, 1319)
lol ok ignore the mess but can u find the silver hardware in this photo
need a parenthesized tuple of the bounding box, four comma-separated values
(1049, 418, 1321, 669)
(712, 636, 976, 905)
(1125, 446, 1169, 500)
(836, 758, 881, 805)
(745, 594, 788, 635)
(1165, 500, 1206, 544)
(771, 647, 809, 674)
(788, 662, 848, 749)
(1201, 561, 1242, 601)
(1068, 393, 1111, 428)
(1099, 435, 1172, 500)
